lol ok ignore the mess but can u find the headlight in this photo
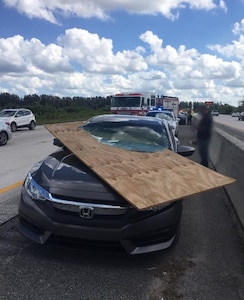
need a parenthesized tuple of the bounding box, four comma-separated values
(29, 161, 43, 173)
(24, 173, 50, 201)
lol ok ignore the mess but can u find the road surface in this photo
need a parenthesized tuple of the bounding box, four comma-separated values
(213, 114, 244, 131)
(0, 126, 56, 190)
(0, 125, 244, 300)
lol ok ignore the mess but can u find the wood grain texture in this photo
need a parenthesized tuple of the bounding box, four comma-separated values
(45, 121, 235, 210)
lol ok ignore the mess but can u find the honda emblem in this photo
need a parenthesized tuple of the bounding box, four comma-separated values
(79, 206, 94, 219)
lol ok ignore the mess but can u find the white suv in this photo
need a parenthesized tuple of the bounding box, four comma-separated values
(0, 109, 36, 132)
(211, 110, 219, 116)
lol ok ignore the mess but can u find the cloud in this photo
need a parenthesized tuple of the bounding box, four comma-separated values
(140, 31, 199, 74)
(0, 35, 27, 73)
(3, 0, 226, 23)
(219, 0, 227, 12)
(0, 28, 244, 106)
(207, 35, 244, 61)
(58, 28, 147, 74)
(196, 54, 241, 79)
(233, 19, 244, 35)
(0, 35, 73, 75)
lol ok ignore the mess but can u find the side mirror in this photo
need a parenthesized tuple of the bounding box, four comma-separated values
(53, 138, 64, 148)
(178, 145, 195, 157)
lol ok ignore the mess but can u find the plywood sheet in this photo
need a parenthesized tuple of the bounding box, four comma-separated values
(45, 122, 235, 210)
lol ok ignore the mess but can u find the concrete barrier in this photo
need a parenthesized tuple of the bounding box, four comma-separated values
(210, 128, 244, 227)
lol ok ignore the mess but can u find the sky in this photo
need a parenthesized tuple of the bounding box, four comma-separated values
(0, 0, 244, 106)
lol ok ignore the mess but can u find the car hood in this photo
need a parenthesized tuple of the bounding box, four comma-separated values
(32, 149, 128, 205)
(0, 117, 10, 122)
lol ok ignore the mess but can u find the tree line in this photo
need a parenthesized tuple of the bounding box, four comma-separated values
(0, 93, 112, 123)
(0, 92, 243, 123)
(179, 101, 239, 114)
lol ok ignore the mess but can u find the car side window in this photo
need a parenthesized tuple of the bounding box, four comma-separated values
(16, 110, 24, 117)
(24, 110, 30, 116)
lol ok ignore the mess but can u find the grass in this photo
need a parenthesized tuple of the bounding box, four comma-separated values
(36, 109, 110, 125)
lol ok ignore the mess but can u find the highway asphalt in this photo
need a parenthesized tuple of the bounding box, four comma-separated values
(0, 124, 244, 299)
(0, 126, 56, 190)
(214, 114, 244, 132)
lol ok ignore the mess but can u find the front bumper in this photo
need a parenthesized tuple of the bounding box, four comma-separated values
(19, 187, 182, 254)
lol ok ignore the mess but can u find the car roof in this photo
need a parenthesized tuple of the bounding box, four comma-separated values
(2, 108, 31, 111)
(1, 109, 18, 111)
(85, 114, 167, 127)
(147, 109, 173, 114)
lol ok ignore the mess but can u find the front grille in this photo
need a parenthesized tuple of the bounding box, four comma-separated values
(38, 194, 159, 229)
(49, 197, 129, 217)
(53, 207, 125, 219)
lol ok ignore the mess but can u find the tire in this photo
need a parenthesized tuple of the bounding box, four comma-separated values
(0, 131, 8, 146)
(29, 120, 36, 130)
(11, 122, 17, 132)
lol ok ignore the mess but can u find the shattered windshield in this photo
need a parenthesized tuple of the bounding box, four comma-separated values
(83, 121, 170, 152)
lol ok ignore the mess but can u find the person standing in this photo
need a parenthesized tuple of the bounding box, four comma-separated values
(196, 105, 213, 167)
(187, 110, 192, 125)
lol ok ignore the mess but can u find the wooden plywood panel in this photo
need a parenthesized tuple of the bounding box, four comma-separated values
(45, 122, 235, 210)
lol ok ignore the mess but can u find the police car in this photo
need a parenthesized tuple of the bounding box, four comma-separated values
(146, 108, 179, 136)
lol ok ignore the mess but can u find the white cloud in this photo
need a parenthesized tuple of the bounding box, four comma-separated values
(1, 28, 244, 106)
(0, 35, 27, 73)
(0, 35, 72, 75)
(3, 0, 226, 23)
(207, 35, 244, 61)
(196, 54, 241, 79)
(219, 0, 227, 12)
(140, 31, 163, 52)
(233, 19, 244, 35)
(58, 28, 147, 74)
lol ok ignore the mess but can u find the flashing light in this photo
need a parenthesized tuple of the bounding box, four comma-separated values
(150, 106, 164, 111)
(128, 93, 142, 96)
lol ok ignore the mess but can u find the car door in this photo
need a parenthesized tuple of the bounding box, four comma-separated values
(15, 110, 25, 126)
(23, 110, 32, 125)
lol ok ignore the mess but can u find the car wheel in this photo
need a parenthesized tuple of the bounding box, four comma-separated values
(11, 122, 17, 132)
(0, 131, 8, 146)
(29, 120, 36, 130)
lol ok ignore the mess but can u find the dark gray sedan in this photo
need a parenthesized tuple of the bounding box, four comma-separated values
(18, 115, 194, 254)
